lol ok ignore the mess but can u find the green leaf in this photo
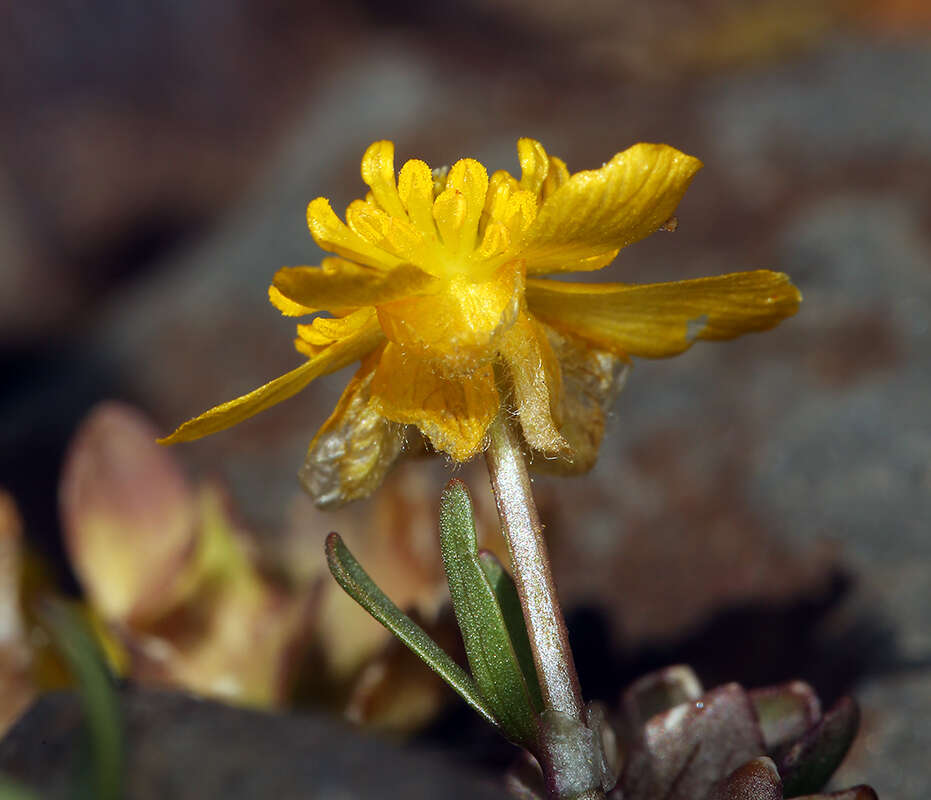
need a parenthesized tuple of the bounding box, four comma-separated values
(38, 599, 122, 800)
(324, 532, 498, 728)
(439, 479, 540, 746)
(478, 550, 543, 713)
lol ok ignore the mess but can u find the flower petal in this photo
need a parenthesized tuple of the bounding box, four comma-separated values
(360, 140, 407, 220)
(533, 327, 629, 475)
(497, 314, 566, 456)
(299, 351, 406, 508)
(484, 169, 520, 219)
(345, 200, 426, 263)
(297, 308, 378, 348)
(517, 140, 570, 202)
(273, 260, 438, 312)
(370, 343, 498, 461)
(159, 315, 384, 444)
(541, 155, 569, 200)
(526, 270, 801, 358)
(520, 143, 702, 274)
(433, 158, 488, 257)
(398, 158, 438, 236)
(268, 285, 314, 317)
(307, 197, 404, 270)
(517, 138, 549, 197)
(481, 170, 537, 258)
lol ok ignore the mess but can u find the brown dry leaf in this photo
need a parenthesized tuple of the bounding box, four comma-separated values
(60, 402, 199, 625)
(345, 608, 464, 735)
(60, 402, 317, 708)
(120, 483, 317, 707)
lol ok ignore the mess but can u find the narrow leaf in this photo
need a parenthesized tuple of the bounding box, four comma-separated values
(324, 532, 497, 727)
(38, 599, 123, 800)
(439, 479, 539, 746)
(478, 549, 543, 713)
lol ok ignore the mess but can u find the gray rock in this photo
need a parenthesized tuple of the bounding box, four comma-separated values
(0, 687, 507, 799)
(703, 40, 931, 172)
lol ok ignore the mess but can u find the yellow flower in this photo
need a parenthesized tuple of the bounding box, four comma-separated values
(161, 139, 800, 506)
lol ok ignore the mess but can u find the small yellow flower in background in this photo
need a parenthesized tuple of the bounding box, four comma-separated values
(161, 139, 800, 506)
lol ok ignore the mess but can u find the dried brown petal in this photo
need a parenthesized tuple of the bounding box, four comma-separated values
(300, 359, 407, 508)
(532, 326, 629, 474)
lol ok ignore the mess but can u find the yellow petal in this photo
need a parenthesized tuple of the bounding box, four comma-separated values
(479, 171, 536, 258)
(432, 187, 467, 253)
(526, 270, 801, 358)
(370, 343, 498, 461)
(268, 285, 314, 317)
(398, 158, 438, 236)
(293, 337, 317, 359)
(297, 308, 378, 347)
(517, 138, 549, 197)
(432, 158, 488, 256)
(501, 190, 538, 243)
(497, 313, 566, 456)
(274, 260, 437, 311)
(345, 200, 425, 262)
(307, 197, 404, 270)
(484, 169, 520, 221)
(541, 156, 569, 200)
(476, 221, 510, 261)
(160, 315, 384, 444)
(376, 260, 522, 372)
(520, 143, 703, 275)
(533, 327, 629, 475)
(299, 351, 406, 508)
(360, 140, 407, 220)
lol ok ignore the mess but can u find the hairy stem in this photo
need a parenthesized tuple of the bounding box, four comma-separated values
(485, 413, 604, 800)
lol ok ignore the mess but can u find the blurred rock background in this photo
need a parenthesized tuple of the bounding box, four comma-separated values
(0, 0, 929, 797)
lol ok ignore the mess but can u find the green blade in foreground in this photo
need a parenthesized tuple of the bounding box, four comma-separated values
(38, 599, 123, 800)
(478, 549, 543, 714)
(325, 532, 498, 728)
(439, 479, 539, 747)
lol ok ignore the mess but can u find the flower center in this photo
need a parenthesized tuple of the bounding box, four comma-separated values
(376, 260, 525, 375)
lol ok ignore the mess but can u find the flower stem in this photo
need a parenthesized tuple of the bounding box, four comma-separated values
(485, 413, 605, 800)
